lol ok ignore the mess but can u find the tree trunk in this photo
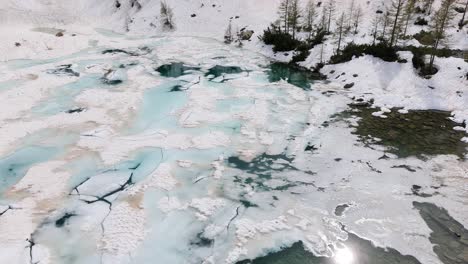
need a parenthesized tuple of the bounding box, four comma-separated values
(428, 38, 439, 72)
(285, 0, 290, 33)
(373, 21, 378, 45)
(390, 0, 404, 47)
(337, 26, 343, 53)
(427, 0, 434, 15)
(460, 0, 468, 28)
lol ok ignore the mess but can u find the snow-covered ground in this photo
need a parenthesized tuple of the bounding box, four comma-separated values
(0, 1, 467, 264)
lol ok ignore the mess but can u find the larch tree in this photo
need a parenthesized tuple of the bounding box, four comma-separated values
(428, 0, 457, 71)
(346, 0, 356, 32)
(371, 12, 383, 45)
(424, 0, 435, 15)
(335, 12, 346, 53)
(353, 5, 363, 34)
(278, 0, 291, 33)
(303, 0, 317, 38)
(402, 0, 416, 37)
(224, 20, 233, 44)
(381, 10, 392, 42)
(320, 2, 328, 30)
(288, 0, 301, 39)
(389, 0, 407, 47)
(326, 0, 336, 33)
(160, 0, 175, 30)
(235, 27, 243, 47)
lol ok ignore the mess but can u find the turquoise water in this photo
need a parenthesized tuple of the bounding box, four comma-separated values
(0, 79, 25, 92)
(32, 74, 101, 115)
(128, 81, 188, 133)
(0, 146, 61, 195)
(267, 62, 324, 90)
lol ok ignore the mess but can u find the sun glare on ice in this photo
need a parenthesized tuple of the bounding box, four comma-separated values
(334, 246, 354, 264)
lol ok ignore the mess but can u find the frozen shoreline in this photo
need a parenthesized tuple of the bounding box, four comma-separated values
(0, 1, 467, 263)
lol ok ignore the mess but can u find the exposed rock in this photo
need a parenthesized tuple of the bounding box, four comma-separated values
(344, 82, 355, 89)
(240, 30, 254, 40)
(46, 64, 80, 77)
(66, 108, 85, 114)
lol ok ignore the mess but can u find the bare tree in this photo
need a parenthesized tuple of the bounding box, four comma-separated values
(353, 5, 363, 34)
(224, 20, 233, 44)
(278, 0, 291, 33)
(320, 2, 328, 30)
(335, 12, 346, 53)
(424, 0, 435, 15)
(428, 0, 457, 71)
(320, 43, 325, 63)
(402, 0, 416, 37)
(381, 10, 392, 41)
(389, 0, 407, 47)
(235, 27, 243, 47)
(288, 0, 301, 39)
(346, 0, 356, 32)
(371, 12, 383, 45)
(326, 0, 336, 33)
(160, 1, 175, 30)
(303, 0, 317, 39)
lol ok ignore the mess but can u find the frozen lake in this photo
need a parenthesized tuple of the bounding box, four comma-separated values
(0, 32, 467, 264)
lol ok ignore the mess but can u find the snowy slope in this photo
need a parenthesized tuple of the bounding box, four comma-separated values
(0, 0, 280, 37)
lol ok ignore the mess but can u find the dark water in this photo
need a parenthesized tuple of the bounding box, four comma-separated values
(346, 106, 468, 158)
(237, 233, 421, 264)
(156, 63, 200, 78)
(228, 154, 296, 180)
(228, 153, 306, 193)
(267, 62, 324, 90)
(334, 204, 350, 216)
(413, 202, 468, 264)
(205, 65, 243, 78)
(101, 48, 138, 56)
